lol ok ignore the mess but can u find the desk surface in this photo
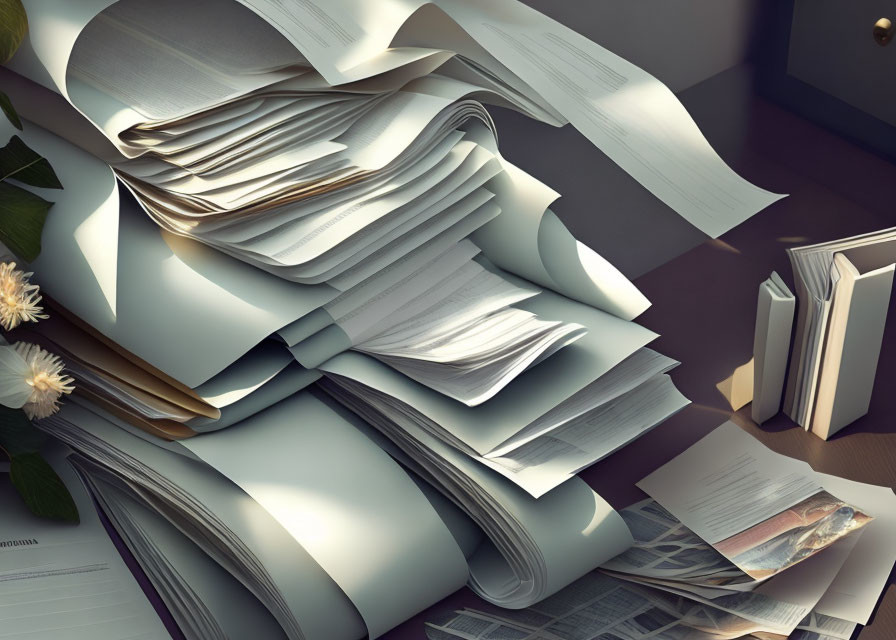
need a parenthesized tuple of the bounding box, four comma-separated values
(381, 71, 896, 639)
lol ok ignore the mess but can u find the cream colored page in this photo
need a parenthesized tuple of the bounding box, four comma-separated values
(181, 392, 469, 639)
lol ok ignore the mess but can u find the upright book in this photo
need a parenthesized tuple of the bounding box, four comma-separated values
(752, 271, 795, 425)
(785, 229, 896, 438)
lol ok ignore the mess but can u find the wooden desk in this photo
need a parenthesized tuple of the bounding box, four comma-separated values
(383, 78, 896, 639)
(590, 93, 896, 640)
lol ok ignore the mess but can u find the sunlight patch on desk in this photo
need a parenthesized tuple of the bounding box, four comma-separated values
(777, 236, 810, 244)
(716, 357, 754, 411)
(706, 238, 742, 255)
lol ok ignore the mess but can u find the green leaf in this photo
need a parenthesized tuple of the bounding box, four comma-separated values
(0, 0, 28, 64)
(0, 136, 63, 189)
(0, 91, 23, 130)
(0, 408, 79, 524)
(9, 452, 80, 523)
(0, 405, 45, 456)
(0, 181, 52, 261)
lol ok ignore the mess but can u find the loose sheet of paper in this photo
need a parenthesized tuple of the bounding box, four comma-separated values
(638, 422, 876, 584)
(0, 448, 169, 640)
(235, 0, 785, 236)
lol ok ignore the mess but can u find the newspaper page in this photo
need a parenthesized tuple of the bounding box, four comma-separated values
(601, 499, 750, 588)
(790, 611, 857, 640)
(425, 571, 807, 640)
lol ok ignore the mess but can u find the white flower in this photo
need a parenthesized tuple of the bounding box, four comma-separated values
(0, 262, 48, 331)
(0, 342, 74, 419)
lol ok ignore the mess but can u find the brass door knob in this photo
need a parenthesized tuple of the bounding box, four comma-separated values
(873, 17, 893, 46)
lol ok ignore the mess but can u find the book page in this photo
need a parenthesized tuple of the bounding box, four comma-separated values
(321, 281, 656, 455)
(431, 0, 785, 237)
(488, 349, 678, 457)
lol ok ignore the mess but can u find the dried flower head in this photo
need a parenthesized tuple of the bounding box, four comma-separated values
(0, 342, 74, 419)
(0, 262, 48, 331)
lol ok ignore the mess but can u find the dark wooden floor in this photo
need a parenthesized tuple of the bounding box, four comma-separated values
(383, 70, 896, 640)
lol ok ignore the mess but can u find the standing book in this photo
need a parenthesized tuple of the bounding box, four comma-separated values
(811, 252, 894, 439)
(752, 271, 796, 425)
(785, 229, 896, 437)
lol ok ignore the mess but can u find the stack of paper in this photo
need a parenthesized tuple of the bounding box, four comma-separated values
(4, 106, 689, 631)
(426, 579, 858, 640)
(2, 117, 329, 437)
(4, 0, 786, 427)
(425, 423, 895, 640)
(78, 456, 290, 640)
(1, 115, 588, 426)
(634, 422, 896, 631)
(39, 393, 636, 633)
(11, 0, 783, 237)
(319, 342, 689, 498)
(0, 0, 789, 637)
